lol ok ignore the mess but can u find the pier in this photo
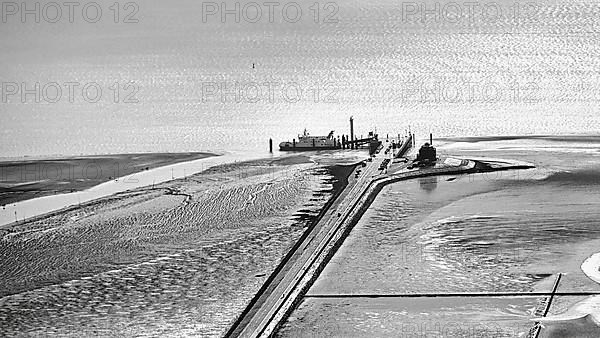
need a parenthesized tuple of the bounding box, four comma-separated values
(228, 135, 535, 337)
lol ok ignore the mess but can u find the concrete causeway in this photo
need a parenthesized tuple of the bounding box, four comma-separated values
(227, 138, 535, 337)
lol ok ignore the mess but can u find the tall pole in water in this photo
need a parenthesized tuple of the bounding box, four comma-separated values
(349, 116, 354, 149)
(269, 138, 273, 153)
(430, 133, 433, 145)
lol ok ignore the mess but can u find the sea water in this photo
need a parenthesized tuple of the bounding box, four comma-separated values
(2, 0, 600, 158)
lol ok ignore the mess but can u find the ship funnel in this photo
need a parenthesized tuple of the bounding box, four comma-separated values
(349, 116, 355, 149)
(430, 133, 433, 146)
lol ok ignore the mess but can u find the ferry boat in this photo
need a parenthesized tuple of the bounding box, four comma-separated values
(279, 129, 340, 151)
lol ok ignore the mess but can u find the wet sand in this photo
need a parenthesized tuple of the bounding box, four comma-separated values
(0, 152, 217, 206)
(0, 152, 358, 336)
(277, 137, 600, 337)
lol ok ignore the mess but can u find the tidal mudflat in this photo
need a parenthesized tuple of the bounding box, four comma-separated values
(0, 152, 359, 336)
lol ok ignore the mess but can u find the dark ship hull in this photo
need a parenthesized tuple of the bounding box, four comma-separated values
(279, 144, 340, 151)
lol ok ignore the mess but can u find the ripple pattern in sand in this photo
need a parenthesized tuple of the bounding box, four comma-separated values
(0, 163, 335, 336)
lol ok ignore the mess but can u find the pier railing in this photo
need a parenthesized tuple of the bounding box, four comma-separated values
(394, 133, 413, 158)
